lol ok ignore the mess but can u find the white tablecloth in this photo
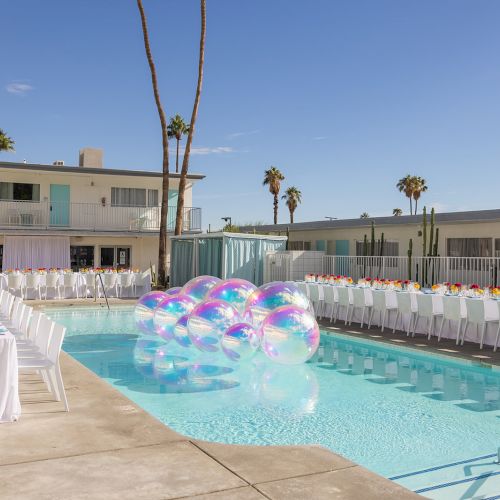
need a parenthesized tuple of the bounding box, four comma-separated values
(0, 330, 21, 423)
(303, 282, 500, 347)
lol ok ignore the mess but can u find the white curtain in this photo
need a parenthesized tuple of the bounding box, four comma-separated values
(3, 236, 70, 269)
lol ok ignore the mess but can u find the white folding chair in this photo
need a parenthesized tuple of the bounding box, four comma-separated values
(414, 294, 443, 340)
(60, 273, 79, 299)
(24, 273, 42, 300)
(307, 283, 321, 318)
(368, 290, 396, 332)
(17, 313, 53, 356)
(18, 322, 69, 411)
(45, 273, 60, 299)
(2, 297, 22, 327)
(462, 299, 498, 350)
(296, 281, 310, 298)
(495, 302, 500, 352)
(102, 273, 118, 297)
(0, 292, 15, 321)
(82, 273, 97, 298)
(438, 296, 465, 344)
(118, 273, 134, 298)
(7, 273, 24, 297)
(16, 310, 42, 348)
(323, 285, 337, 322)
(350, 287, 372, 328)
(335, 287, 352, 325)
(393, 292, 418, 336)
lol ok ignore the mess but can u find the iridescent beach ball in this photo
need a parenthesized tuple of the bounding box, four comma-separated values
(245, 282, 311, 328)
(165, 287, 182, 296)
(173, 314, 191, 348)
(181, 275, 222, 303)
(206, 278, 257, 315)
(133, 338, 164, 376)
(134, 291, 168, 334)
(153, 295, 196, 342)
(261, 305, 320, 365)
(153, 347, 190, 384)
(188, 299, 241, 352)
(221, 322, 260, 362)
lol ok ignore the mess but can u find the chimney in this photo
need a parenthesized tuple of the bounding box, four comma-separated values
(53, 160, 65, 166)
(79, 148, 103, 168)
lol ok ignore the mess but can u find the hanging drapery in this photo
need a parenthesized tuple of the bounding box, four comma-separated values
(3, 236, 70, 270)
(198, 238, 223, 278)
(170, 239, 195, 287)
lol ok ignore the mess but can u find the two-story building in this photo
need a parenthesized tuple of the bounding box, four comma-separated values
(0, 148, 204, 272)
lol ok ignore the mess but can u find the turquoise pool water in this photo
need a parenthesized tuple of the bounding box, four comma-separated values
(47, 306, 500, 498)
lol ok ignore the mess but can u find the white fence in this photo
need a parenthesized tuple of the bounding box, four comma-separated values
(264, 251, 500, 287)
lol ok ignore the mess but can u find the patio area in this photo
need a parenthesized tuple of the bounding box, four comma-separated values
(0, 351, 418, 500)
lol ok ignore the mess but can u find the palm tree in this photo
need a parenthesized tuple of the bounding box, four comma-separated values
(0, 129, 15, 152)
(360, 212, 370, 219)
(412, 176, 428, 214)
(396, 175, 416, 215)
(282, 187, 302, 224)
(263, 167, 285, 224)
(167, 115, 189, 174)
(393, 208, 402, 216)
(175, 0, 206, 236)
(136, 0, 170, 286)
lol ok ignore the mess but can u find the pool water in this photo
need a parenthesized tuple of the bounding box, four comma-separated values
(47, 306, 500, 498)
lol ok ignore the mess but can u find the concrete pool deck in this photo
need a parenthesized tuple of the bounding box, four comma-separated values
(0, 353, 419, 499)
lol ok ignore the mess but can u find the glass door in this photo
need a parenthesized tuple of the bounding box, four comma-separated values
(116, 247, 131, 270)
(100, 247, 115, 267)
(100, 246, 131, 269)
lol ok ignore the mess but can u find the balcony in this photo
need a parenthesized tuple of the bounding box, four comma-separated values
(0, 200, 201, 233)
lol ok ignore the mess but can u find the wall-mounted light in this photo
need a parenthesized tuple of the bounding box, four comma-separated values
(101, 197, 106, 207)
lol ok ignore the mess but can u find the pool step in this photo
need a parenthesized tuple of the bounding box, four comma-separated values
(393, 453, 500, 499)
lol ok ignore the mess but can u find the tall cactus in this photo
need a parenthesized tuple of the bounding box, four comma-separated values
(370, 221, 375, 256)
(407, 238, 413, 281)
(432, 226, 439, 284)
(422, 206, 427, 285)
(377, 232, 385, 277)
(428, 207, 435, 256)
(363, 234, 368, 277)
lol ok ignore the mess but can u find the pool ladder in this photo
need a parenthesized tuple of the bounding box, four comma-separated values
(94, 274, 110, 310)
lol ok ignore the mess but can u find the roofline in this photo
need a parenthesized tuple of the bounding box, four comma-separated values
(239, 208, 500, 233)
(0, 161, 205, 180)
(170, 232, 288, 240)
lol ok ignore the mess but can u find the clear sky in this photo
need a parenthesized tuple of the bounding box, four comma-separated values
(2, 0, 500, 230)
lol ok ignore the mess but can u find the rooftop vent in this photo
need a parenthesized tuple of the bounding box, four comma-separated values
(53, 160, 65, 166)
(79, 147, 103, 168)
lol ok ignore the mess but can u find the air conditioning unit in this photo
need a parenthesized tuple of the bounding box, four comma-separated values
(53, 160, 65, 166)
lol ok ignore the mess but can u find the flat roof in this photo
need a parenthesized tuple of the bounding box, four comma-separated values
(239, 208, 500, 233)
(0, 161, 205, 180)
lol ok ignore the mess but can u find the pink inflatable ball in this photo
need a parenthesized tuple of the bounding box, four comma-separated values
(245, 281, 311, 328)
(221, 322, 261, 362)
(181, 275, 222, 303)
(165, 287, 182, 296)
(134, 291, 168, 334)
(188, 299, 241, 353)
(206, 279, 257, 315)
(153, 348, 190, 385)
(173, 314, 192, 348)
(261, 305, 320, 365)
(153, 295, 196, 342)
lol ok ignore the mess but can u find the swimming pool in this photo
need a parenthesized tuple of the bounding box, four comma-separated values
(47, 306, 500, 498)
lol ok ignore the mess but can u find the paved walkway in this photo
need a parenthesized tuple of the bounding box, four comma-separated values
(0, 353, 418, 499)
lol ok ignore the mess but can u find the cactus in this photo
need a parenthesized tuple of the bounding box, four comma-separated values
(407, 238, 413, 280)
(428, 207, 435, 256)
(379, 232, 385, 257)
(362, 234, 368, 277)
(433, 227, 439, 256)
(370, 221, 375, 256)
(422, 206, 427, 285)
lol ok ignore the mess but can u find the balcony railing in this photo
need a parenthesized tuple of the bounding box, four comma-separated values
(0, 200, 201, 232)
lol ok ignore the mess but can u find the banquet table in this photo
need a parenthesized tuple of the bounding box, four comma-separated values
(0, 328, 21, 423)
(298, 282, 500, 347)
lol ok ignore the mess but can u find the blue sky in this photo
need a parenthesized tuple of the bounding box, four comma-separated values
(2, 0, 500, 230)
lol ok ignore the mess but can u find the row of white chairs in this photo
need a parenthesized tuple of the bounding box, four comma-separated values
(295, 282, 500, 352)
(4, 272, 140, 300)
(0, 289, 69, 411)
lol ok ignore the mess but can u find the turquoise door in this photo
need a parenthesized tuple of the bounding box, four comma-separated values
(167, 189, 179, 230)
(335, 240, 349, 255)
(50, 184, 70, 226)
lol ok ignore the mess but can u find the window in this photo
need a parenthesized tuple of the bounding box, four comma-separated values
(446, 238, 492, 257)
(111, 188, 158, 207)
(355, 240, 399, 256)
(495, 239, 500, 257)
(0, 245, 3, 271)
(0, 182, 40, 201)
(70, 246, 95, 270)
(289, 241, 312, 251)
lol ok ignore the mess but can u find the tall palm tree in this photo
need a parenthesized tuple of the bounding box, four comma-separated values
(167, 115, 190, 173)
(263, 167, 285, 224)
(396, 175, 416, 215)
(412, 176, 428, 214)
(0, 129, 15, 152)
(175, 0, 206, 236)
(393, 208, 402, 216)
(136, 0, 170, 286)
(360, 212, 370, 219)
(282, 186, 302, 224)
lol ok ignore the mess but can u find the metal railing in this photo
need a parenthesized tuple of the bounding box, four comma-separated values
(0, 200, 201, 232)
(322, 255, 500, 287)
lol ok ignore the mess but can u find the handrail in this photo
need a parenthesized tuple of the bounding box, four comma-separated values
(94, 273, 110, 310)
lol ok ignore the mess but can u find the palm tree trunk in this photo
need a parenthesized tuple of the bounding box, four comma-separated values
(175, 0, 206, 236)
(409, 196, 413, 216)
(273, 194, 278, 224)
(290, 208, 294, 224)
(176, 138, 180, 173)
(136, 0, 169, 286)
(414, 199, 418, 215)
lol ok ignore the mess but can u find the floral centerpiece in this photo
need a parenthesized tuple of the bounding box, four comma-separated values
(37, 268, 47, 275)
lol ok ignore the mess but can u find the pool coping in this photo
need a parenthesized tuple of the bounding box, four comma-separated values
(0, 352, 419, 499)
